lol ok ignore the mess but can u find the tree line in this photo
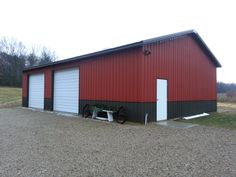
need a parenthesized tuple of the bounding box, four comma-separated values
(0, 37, 56, 87)
(217, 82, 236, 93)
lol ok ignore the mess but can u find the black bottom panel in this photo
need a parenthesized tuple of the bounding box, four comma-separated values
(22, 98, 216, 123)
(168, 100, 217, 118)
(44, 98, 53, 111)
(22, 97, 28, 107)
(80, 100, 217, 123)
(80, 100, 154, 123)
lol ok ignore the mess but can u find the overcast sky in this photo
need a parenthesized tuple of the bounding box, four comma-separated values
(0, 0, 235, 83)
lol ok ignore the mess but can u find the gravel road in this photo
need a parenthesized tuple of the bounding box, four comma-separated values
(0, 108, 236, 177)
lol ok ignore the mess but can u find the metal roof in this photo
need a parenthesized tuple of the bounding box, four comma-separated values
(23, 30, 221, 71)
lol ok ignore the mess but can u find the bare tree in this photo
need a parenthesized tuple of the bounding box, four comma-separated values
(38, 47, 56, 65)
(0, 37, 26, 57)
(0, 36, 57, 87)
(25, 47, 39, 67)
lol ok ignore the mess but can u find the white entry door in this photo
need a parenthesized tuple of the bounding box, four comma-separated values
(28, 73, 44, 109)
(156, 79, 167, 121)
(53, 68, 79, 114)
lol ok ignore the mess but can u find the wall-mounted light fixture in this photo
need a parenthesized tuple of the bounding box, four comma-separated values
(144, 50, 151, 56)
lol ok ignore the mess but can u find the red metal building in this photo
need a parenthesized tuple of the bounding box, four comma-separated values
(22, 30, 221, 122)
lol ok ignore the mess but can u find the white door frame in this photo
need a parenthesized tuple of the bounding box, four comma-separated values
(156, 79, 167, 121)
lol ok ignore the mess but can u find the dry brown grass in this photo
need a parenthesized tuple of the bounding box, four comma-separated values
(217, 102, 236, 113)
(218, 93, 236, 103)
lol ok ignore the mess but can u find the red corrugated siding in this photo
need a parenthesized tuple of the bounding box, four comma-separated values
(141, 36, 216, 102)
(23, 48, 142, 102)
(22, 73, 28, 97)
(80, 48, 142, 102)
(44, 70, 52, 98)
(22, 35, 217, 104)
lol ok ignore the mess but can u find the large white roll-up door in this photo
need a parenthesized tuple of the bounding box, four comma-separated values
(53, 68, 79, 114)
(28, 73, 45, 109)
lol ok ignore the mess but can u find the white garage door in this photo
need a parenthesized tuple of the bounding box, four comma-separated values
(28, 73, 44, 109)
(53, 68, 79, 114)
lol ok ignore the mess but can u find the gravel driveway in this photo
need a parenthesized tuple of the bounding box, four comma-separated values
(0, 108, 236, 177)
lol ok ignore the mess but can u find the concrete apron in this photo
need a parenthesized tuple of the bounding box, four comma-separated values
(156, 120, 198, 129)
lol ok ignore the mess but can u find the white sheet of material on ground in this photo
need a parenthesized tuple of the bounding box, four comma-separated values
(183, 113, 209, 120)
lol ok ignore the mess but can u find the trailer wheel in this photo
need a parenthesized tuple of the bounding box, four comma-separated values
(82, 104, 91, 118)
(115, 106, 127, 124)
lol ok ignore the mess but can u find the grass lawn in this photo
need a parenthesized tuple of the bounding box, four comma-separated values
(179, 112, 236, 130)
(0, 87, 22, 107)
